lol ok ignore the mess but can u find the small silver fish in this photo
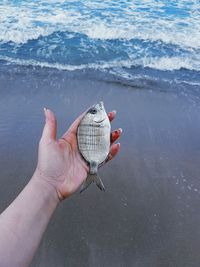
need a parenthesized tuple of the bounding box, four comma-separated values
(77, 101, 111, 192)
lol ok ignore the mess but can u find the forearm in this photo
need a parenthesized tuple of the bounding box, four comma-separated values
(0, 173, 59, 267)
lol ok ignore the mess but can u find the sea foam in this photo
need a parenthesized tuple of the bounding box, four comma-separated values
(0, 0, 200, 73)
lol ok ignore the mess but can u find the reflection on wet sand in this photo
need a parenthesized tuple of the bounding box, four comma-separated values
(0, 66, 200, 267)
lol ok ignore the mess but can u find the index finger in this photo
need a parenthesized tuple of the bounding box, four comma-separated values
(62, 110, 87, 137)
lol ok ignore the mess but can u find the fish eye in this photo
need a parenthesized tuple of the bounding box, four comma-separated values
(89, 108, 97, 114)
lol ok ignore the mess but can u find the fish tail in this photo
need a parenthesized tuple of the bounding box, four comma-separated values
(95, 176, 105, 191)
(80, 174, 105, 193)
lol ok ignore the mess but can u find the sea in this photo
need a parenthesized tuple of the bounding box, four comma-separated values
(1, 2, 200, 267)
(0, 0, 200, 92)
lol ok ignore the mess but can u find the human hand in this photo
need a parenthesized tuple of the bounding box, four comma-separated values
(34, 108, 122, 201)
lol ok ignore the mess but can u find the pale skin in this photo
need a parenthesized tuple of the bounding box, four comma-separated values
(0, 108, 121, 267)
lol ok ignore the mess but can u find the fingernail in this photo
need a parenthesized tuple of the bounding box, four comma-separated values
(44, 107, 47, 117)
(119, 128, 123, 133)
(44, 107, 51, 120)
(112, 110, 117, 115)
(117, 142, 121, 148)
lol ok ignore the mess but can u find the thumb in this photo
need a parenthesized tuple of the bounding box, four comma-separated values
(40, 108, 57, 144)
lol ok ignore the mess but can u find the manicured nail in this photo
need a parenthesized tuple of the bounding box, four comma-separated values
(119, 128, 123, 133)
(112, 110, 117, 115)
(117, 142, 120, 148)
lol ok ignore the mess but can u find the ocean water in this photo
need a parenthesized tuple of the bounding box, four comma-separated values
(0, 0, 200, 86)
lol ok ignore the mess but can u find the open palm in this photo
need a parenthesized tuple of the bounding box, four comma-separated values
(35, 108, 121, 201)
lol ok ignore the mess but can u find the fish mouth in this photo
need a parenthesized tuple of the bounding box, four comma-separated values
(94, 118, 106, 123)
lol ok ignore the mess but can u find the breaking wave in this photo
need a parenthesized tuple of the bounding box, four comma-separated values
(0, 0, 200, 75)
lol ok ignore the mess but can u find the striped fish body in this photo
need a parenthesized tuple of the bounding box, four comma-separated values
(77, 102, 111, 192)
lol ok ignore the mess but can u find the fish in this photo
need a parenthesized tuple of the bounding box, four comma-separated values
(77, 101, 111, 192)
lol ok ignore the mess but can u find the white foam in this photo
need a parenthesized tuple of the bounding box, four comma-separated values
(142, 56, 200, 71)
(0, 0, 200, 50)
(0, 55, 133, 71)
(1, 53, 200, 73)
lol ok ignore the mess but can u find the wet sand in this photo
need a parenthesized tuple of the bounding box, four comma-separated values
(0, 65, 200, 266)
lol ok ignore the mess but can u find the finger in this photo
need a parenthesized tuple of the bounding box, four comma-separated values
(108, 110, 116, 122)
(63, 110, 87, 137)
(111, 128, 122, 144)
(40, 108, 57, 144)
(106, 143, 120, 163)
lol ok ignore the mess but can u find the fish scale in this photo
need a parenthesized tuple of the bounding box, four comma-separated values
(77, 102, 111, 192)
(79, 123, 104, 160)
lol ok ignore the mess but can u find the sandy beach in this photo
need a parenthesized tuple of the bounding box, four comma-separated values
(0, 65, 200, 266)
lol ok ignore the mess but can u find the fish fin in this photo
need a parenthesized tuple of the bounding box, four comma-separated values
(80, 175, 95, 193)
(80, 174, 105, 193)
(95, 176, 105, 191)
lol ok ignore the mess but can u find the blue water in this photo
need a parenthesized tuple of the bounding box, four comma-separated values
(0, 0, 200, 83)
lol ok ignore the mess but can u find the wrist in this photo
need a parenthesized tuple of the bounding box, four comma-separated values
(32, 170, 61, 206)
